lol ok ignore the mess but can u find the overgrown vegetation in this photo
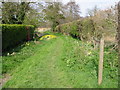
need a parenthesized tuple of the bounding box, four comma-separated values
(55, 16, 117, 49)
(2, 41, 38, 74)
(1, 2, 30, 24)
(2, 32, 118, 88)
(1, 0, 119, 88)
(56, 18, 116, 38)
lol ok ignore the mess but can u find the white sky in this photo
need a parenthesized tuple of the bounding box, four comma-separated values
(62, 0, 120, 17)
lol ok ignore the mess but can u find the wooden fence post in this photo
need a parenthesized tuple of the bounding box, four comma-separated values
(98, 37, 104, 85)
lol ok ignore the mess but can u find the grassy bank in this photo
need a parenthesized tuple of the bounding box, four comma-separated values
(2, 32, 118, 88)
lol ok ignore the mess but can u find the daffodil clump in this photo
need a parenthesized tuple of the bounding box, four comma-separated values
(40, 35, 57, 40)
(25, 42, 30, 46)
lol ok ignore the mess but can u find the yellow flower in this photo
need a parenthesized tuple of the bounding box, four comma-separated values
(87, 52, 91, 55)
(26, 42, 30, 45)
(40, 35, 57, 40)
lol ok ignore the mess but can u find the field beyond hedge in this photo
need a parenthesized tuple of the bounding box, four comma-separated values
(2, 32, 118, 88)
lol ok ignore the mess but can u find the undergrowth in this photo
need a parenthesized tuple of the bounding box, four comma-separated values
(2, 31, 118, 88)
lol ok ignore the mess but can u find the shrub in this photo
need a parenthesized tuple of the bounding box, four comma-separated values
(55, 19, 95, 41)
(1, 24, 35, 52)
(55, 17, 116, 42)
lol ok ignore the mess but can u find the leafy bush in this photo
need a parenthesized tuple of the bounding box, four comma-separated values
(1, 24, 35, 52)
(61, 36, 118, 81)
(55, 19, 95, 41)
(55, 17, 116, 42)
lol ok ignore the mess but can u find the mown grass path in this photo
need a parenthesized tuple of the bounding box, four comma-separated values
(3, 37, 72, 88)
(3, 34, 118, 88)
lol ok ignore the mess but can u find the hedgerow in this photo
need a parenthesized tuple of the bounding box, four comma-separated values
(55, 18, 116, 42)
(1, 24, 35, 52)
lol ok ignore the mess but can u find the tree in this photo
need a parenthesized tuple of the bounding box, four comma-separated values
(43, 2, 65, 31)
(63, 0, 80, 23)
(2, 2, 30, 24)
(23, 2, 46, 27)
(87, 5, 99, 17)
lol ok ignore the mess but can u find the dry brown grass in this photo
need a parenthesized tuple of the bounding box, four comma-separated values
(104, 36, 116, 42)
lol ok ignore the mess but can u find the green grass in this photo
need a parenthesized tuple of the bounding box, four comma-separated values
(2, 41, 42, 74)
(2, 32, 118, 88)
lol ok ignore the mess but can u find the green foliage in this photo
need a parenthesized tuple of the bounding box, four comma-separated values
(81, 19, 95, 40)
(2, 32, 118, 88)
(2, 2, 30, 24)
(55, 19, 95, 40)
(1, 24, 35, 52)
(61, 35, 118, 88)
(43, 2, 65, 30)
(69, 22, 78, 36)
(3, 33, 118, 88)
(55, 17, 116, 42)
(2, 41, 36, 74)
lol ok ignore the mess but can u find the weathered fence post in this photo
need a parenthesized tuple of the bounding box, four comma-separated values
(98, 37, 104, 85)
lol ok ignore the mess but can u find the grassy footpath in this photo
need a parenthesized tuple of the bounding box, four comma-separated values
(2, 32, 118, 88)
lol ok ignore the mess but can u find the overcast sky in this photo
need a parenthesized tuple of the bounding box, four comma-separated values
(62, 0, 120, 17)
